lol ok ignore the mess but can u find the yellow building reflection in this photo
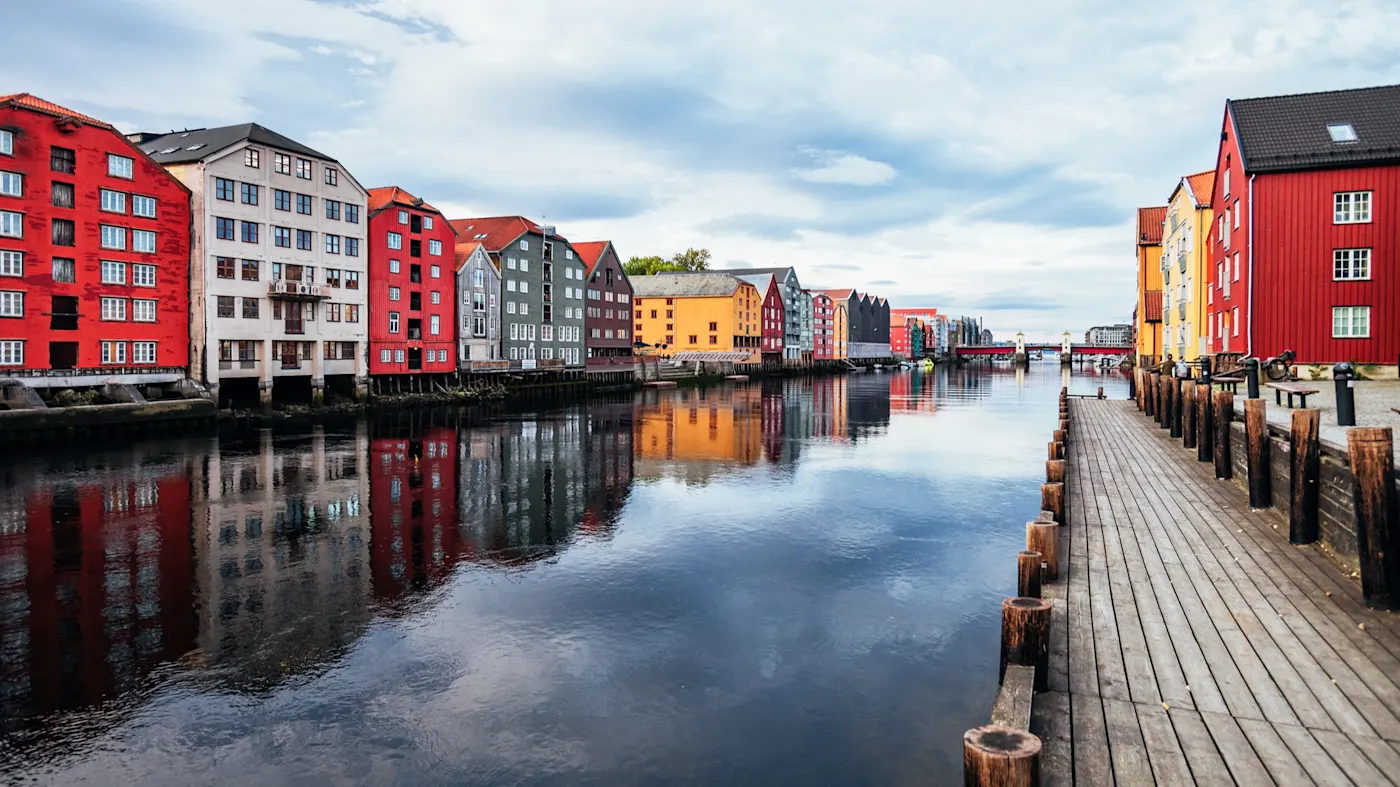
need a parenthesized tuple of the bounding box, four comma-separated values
(634, 386, 763, 481)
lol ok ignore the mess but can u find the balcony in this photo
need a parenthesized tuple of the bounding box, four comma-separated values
(1177, 253, 1186, 273)
(269, 280, 330, 299)
(1177, 301, 1186, 320)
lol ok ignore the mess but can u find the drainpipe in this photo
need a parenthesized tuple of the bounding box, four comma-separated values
(1246, 173, 1255, 356)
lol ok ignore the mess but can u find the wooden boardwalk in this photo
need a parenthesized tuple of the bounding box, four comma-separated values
(1032, 399, 1400, 786)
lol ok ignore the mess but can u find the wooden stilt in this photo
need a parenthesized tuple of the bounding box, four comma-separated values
(1182, 380, 1197, 449)
(963, 725, 1041, 787)
(1197, 381, 1212, 462)
(1045, 459, 1066, 485)
(1347, 427, 1399, 610)
(1027, 521, 1060, 581)
(1000, 597, 1052, 690)
(1289, 409, 1320, 545)
(1041, 482, 1065, 525)
(1245, 398, 1271, 509)
(1017, 552, 1042, 599)
(1213, 390, 1233, 480)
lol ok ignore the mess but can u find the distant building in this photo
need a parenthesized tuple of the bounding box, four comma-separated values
(980, 328, 993, 345)
(1085, 324, 1133, 346)
(809, 290, 835, 360)
(629, 272, 761, 357)
(366, 187, 457, 376)
(572, 241, 634, 365)
(1135, 206, 1167, 365)
(731, 273, 785, 359)
(454, 241, 500, 366)
(717, 266, 804, 360)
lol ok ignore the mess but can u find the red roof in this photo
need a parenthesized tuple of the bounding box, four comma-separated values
(454, 241, 495, 273)
(1183, 171, 1216, 207)
(366, 186, 447, 219)
(0, 93, 113, 128)
(572, 241, 611, 276)
(815, 288, 855, 301)
(1137, 206, 1167, 245)
(1143, 290, 1163, 322)
(448, 216, 565, 252)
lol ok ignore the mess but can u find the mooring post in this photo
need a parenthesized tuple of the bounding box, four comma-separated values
(1347, 427, 1399, 610)
(1000, 597, 1052, 690)
(1026, 521, 1060, 581)
(1161, 374, 1173, 431)
(1047, 441, 1062, 461)
(1041, 482, 1065, 525)
(1144, 372, 1155, 418)
(1289, 409, 1321, 545)
(1197, 378, 1213, 462)
(1046, 459, 1066, 485)
(1244, 357, 1261, 399)
(1182, 380, 1197, 450)
(963, 725, 1041, 787)
(1052, 429, 1067, 448)
(1097, 386, 1104, 400)
(1245, 398, 1271, 509)
(1170, 375, 1183, 438)
(1017, 552, 1042, 599)
(1214, 390, 1234, 480)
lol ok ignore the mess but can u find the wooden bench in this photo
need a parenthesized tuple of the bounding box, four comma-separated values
(1267, 381, 1319, 408)
(1212, 375, 1243, 393)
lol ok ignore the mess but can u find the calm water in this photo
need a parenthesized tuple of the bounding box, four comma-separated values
(0, 364, 1127, 786)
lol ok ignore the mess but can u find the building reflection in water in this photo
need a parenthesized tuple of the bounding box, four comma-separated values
(634, 385, 763, 483)
(890, 370, 939, 414)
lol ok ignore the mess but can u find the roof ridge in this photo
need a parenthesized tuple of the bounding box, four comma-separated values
(1230, 82, 1400, 106)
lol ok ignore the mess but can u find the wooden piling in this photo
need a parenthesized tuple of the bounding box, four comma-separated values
(1027, 521, 1060, 581)
(1000, 597, 1052, 690)
(1134, 368, 1144, 410)
(1182, 380, 1197, 450)
(1169, 378, 1183, 438)
(1213, 390, 1233, 480)
(1289, 409, 1320, 545)
(1017, 552, 1042, 599)
(1047, 441, 1062, 461)
(1197, 381, 1213, 462)
(1346, 427, 1400, 610)
(1045, 459, 1066, 485)
(1245, 398, 1271, 509)
(1041, 482, 1065, 525)
(1161, 375, 1173, 431)
(1052, 429, 1066, 447)
(1097, 386, 1104, 400)
(1144, 373, 1155, 418)
(963, 725, 1041, 787)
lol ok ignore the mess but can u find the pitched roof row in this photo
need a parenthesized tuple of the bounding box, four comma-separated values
(1230, 83, 1400, 174)
(0, 93, 112, 128)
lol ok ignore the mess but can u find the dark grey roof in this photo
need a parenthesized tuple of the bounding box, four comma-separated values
(1231, 84, 1400, 174)
(137, 123, 336, 165)
(630, 273, 743, 298)
(719, 266, 799, 282)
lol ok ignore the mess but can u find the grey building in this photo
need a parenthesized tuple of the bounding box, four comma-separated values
(448, 217, 586, 367)
(454, 240, 501, 364)
(719, 266, 804, 360)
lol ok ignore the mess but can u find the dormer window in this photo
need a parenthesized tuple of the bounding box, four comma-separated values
(1327, 123, 1358, 143)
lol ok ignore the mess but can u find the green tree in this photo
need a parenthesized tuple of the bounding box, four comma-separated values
(669, 247, 711, 271)
(622, 248, 713, 277)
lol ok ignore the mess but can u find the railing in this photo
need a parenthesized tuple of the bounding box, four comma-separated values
(269, 280, 329, 299)
(3, 365, 186, 378)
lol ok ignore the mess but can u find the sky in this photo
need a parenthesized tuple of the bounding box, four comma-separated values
(10, 0, 1400, 340)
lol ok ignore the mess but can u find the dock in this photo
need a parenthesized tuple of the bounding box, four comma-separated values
(1022, 398, 1400, 785)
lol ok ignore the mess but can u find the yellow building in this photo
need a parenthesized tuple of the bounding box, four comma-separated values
(631, 273, 761, 358)
(832, 301, 848, 360)
(1160, 171, 1215, 362)
(1135, 206, 1167, 365)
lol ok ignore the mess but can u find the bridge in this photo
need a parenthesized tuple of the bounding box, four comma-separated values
(953, 344, 1133, 357)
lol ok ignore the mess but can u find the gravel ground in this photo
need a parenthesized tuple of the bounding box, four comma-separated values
(1226, 378, 1400, 459)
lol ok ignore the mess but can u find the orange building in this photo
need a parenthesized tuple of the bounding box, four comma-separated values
(630, 273, 760, 357)
(1135, 206, 1167, 365)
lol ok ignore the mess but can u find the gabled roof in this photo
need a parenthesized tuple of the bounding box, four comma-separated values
(1229, 84, 1400, 174)
(454, 241, 495, 273)
(572, 241, 613, 276)
(631, 272, 745, 298)
(814, 288, 856, 301)
(0, 93, 112, 128)
(733, 272, 778, 295)
(719, 266, 799, 285)
(1182, 170, 1216, 207)
(447, 216, 568, 253)
(137, 122, 335, 164)
(1137, 206, 1167, 245)
(367, 186, 449, 221)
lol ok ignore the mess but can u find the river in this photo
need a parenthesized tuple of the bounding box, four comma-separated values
(0, 364, 1128, 785)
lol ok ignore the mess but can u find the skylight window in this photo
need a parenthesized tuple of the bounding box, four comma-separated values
(185, 144, 205, 151)
(160, 146, 179, 154)
(1327, 123, 1358, 143)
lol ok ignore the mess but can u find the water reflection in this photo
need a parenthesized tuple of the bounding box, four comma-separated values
(0, 367, 1129, 784)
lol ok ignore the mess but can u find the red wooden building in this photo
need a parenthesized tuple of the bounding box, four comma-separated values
(572, 240, 635, 365)
(366, 187, 457, 376)
(737, 273, 784, 358)
(1206, 84, 1400, 369)
(0, 94, 192, 387)
(811, 291, 834, 360)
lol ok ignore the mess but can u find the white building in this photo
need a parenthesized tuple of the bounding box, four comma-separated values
(137, 124, 368, 406)
(1085, 324, 1133, 347)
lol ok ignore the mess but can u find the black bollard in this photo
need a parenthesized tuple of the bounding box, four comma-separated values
(1335, 362, 1357, 427)
(1245, 357, 1260, 399)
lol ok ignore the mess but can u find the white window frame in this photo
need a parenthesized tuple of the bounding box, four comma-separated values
(429, 240, 442, 256)
(520, 239, 529, 250)
(1231, 307, 1239, 336)
(389, 259, 400, 274)
(423, 216, 433, 230)
(398, 210, 409, 225)
(387, 232, 402, 250)
(381, 349, 392, 364)
(1333, 248, 1372, 281)
(131, 195, 157, 218)
(430, 314, 440, 335)
(1232, 201, 1240, 229)
(389, 287, 400, 302)
(0, 171, 22, 197)
(133, 264, 156, 287)
(0, 339, 21, 365)
(520, 281, 529, 294)
(132, 229, 156, 253)
(101, 297, 127, 321)
(100, 225, 126, 250)
(1232, 253, 1240, 282)
(132, 342, 157, 364)
(1334, 191, 1372, 224)
(430, 291, 440, 305)
(101, 260, 127, 284)
(101, 341, 127, 364)
(0, 250, 20, 277)
(1332, 306, 1370, 338)
(133, 299, 157, 322)
(430, 264, 440, 278)
(0, 211, 20, 238)
(0, 290, 22, 317)
(0, 130, 11, 156)
(107, 154, 134, 179)
(388, 312, 400, 333)
(520, 259, 529, 272)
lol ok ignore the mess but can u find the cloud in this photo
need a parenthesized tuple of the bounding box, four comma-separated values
(791, 149, 897, 186)
(10, 0, 1400, 340)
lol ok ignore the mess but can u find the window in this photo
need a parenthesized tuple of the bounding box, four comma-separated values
(0, 250, 18, 277)
(0, 210, 19, 238)
(215, 177, 234, 201)
(520, 239, 529, 250)
(216, 217, 235, 240)
(0, 130, 10, 156)
(275, 189, 291, 211)
(1335, 192, 1372, 224)
(346, 237, 359, 257)
(429, 240, 442, 256)
(507, 280, 516, 292)
(100, 297, 126, 321)
(389, 286, 401, 302)
(346, 204, 359, 224)
(325, 234, 340, 254)
(430, 264, 440, 278)
(100, 225, 126, 250)
(388, 312, 399, 333)
(1231, 307, 1239, 336)
(325, 167, 338, 185)
(274, 226, 291, 247)
(132, 229, 156, 253)
(217, 296, 235, 317)
(1232, 253, 1240, 282)
(133, 299, 156, 322)
(430, 291, 440, 305)
(507, 257, 516, 270)
(326, 199, 341, 220)
(507, 302, 516, 314)
(241, 221, 259, 243)
(710, 335, 718, 344)
(380, 349, 391, 364)
(297, 229, 313, 250)
(215, 256, 234, 279)
(430, 315, 440, 335)
(1334, 248, 1371, 280)
(520, 259, 529, 272)
(521, 303, 529, 316)
(0, 171, 21, 197)
(242, 297, 259, 318)
(387, 232, 402, 250)
(387, 259, 400, 274)
(0, 290, 21, 317)
(0, 340, 21, 365)
(345, 271, 360, 289)
(296, 158, 312, 179)
(245, 148, 261, 168)
(1327, 123, 1358, 143)
(240, 259, 259, 281)
(102, 260, 127, 284)
(1232, 201, 1240, 229)
(132, 342, 156, 364)
(297, 193, 312, 215)
(51, 181, 74, 208)
(132, 195, 156, 218)
(510, 322, 519, 340)
(50, 146, 75, 174)
(241, 182, 259, 205)
(709, 321, 718, 331)
(101, 341, 127, 364)
(107, 154, 134, 179)
(398, 209, 408, 225)
(325, 268, 341, 287)
(520, 281, 529, 294)
(395, 349, 405, 363)
(345, 304, 359, 322)
(133, 264, 155, 287)
(1333, 306, 1369, 337)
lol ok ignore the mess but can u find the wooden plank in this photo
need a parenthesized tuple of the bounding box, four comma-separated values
(1166, 708, 1240, 786)
(1236, 717, 1314, 786)
(1070, 693, 1113, 786)
(1347, 733, 1400, 785)
(1134, 703, 1195, 786)
(1310, 728, 1391, 786)
(1029, 690, 1073, 787)
(990, 665, 1034, 730)
(1270, 724, 1354, 786)
(1102, 698, 1154, 785)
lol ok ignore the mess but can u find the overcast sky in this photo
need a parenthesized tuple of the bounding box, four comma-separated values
(12, 0, 1400, 339)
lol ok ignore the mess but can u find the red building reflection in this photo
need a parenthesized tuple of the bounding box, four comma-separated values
(369, 427, 463, 601)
